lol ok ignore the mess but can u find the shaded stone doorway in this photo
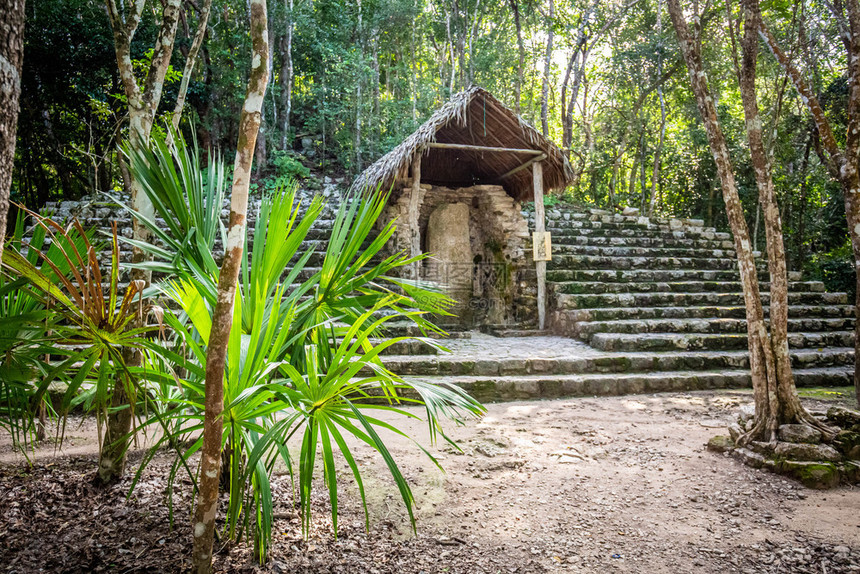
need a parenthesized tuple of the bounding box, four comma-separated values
(425, 202, 474, 323)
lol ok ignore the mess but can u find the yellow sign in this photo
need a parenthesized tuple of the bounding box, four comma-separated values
(533, 231, 552, 261)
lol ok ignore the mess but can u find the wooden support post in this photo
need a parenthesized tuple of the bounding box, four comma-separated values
(533, 160, 547, 330)
(409, 150, 422, 280)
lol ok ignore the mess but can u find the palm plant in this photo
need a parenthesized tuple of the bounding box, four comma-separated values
(2, 209, 159, 482)
(0, 211, 92, 446)
(122, 131, 483, 562)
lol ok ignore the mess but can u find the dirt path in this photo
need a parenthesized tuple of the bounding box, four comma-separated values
(1, 390, 859, 573)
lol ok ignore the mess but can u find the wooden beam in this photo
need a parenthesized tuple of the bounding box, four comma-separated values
(426, 142, 543, 155)
(409, 150, 422, 280)
(499, 153, 547, 180)
(533, 161, 547, 331)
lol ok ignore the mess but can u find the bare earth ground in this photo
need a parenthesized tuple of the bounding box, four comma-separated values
(1, 390, 859, 573)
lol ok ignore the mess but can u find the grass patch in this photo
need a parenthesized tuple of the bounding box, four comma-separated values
(796, 387, 854, 401)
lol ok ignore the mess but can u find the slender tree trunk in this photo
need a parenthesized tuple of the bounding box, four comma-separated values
(738, 0, 814, 433)
(648, 0, 666, 217)
(280, 6, 294, 142)
(0, 0, 25, 258)
(170, 0, 213, 132)
(540, 0, 554, 136)
(668, 0, 784, 443)
(758, 10, 860, 404)
(355, 0, 363, 171)
(509, 0, 525, 114)
(103, 0, 182, 484)
(191, 0, 269, 570)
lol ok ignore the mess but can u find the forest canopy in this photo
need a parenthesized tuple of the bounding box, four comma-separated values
(11, 0, 855, 292)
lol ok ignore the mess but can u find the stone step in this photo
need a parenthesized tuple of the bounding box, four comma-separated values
(380, 348, 853, 377)
(544, 226, 732, 242)
(548, 280, 823, 295)
(550, 233, 735, 251)
(589, 331, 854, 352)
(550, 243, 742, 260)
(401, 367, 853, 402)
(546, 268, 803, 283)
(376, 339, 439, 355)
(551, 304, 856, 324)
(574, 317, 855, 339)
(532, 210, 708, 229)
(548, 254, 766, 272)
(535, 218, 720, 236)
(554, 290, 849, 310)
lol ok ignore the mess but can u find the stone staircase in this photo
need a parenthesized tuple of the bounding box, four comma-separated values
(392, 208, 855, 402)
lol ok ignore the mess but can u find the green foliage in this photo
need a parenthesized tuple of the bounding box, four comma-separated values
(1, 208, 160, 463)
(807, 242, 856, 300)
(121, 134, 482, 562)
(271, 151, 311, 180)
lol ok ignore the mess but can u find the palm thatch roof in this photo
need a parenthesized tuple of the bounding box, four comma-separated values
(351, 86, 574, 202)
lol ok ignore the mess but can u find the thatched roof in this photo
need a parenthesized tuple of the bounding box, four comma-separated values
(352, 86, 574, 202)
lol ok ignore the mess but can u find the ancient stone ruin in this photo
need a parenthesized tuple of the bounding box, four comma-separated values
(36, 86, 857, 488)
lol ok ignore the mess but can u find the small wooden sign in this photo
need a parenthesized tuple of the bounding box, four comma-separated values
(533, 231, 552, 261)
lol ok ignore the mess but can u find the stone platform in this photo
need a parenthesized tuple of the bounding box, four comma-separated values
(381, 332, 853, 402)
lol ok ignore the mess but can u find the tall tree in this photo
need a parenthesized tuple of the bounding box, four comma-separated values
(279, 0, 295, 149)
(190, 0, 270, 569)
(540, 0, 554, 136)
(100, 0, 183, 484)
(666, 0, 832, 441)
(0, 0, 25, 257)
(509, 0, 525, 114)
(170, 0, 213, 132)
(757, 3, 860, 403)
(106, 0, 182, 279)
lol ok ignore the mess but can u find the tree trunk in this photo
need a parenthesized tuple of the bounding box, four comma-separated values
(648, 0, 666, 217)
(758, 9, 860, 404)
(508, 0, 525, 114)
(738, 0, 816, 435)
(170, 0, 213, 132)
(354, 0, 363, 172)
(0, 0, 25, 258)
(190, 0, 269, 570)
(96, 356, 136, 484)
(279, 0, 293, 149)
(668, 0, 785, 443)
(102, 0, 182, 484)
(540, 0, 554, 136)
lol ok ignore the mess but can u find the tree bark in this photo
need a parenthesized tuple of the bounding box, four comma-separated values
(278, 0, 294, 149)
(668, 0, 789, 443)
(0, 0, 25, 259)
(190, 0, 269, 570)
(737, 0, 818, 435)
(540, 0, 554, 136)
(170, 0, 213, 132)
(103, 0, 182, 483)
(758, 8, 860, 404)
(508, 0, 525, 114)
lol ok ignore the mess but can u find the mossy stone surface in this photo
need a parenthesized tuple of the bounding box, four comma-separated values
(780, 461, 840, 489)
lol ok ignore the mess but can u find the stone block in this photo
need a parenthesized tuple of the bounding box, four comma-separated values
(780, 461, 840, 489)
(774, 442, 842, 462)
(707, 435, 734, 453)
(778, 424, 822, 445)
(827, 406, 860, 428)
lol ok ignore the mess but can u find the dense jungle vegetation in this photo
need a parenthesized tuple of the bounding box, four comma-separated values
(10, 0, 855, 292)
